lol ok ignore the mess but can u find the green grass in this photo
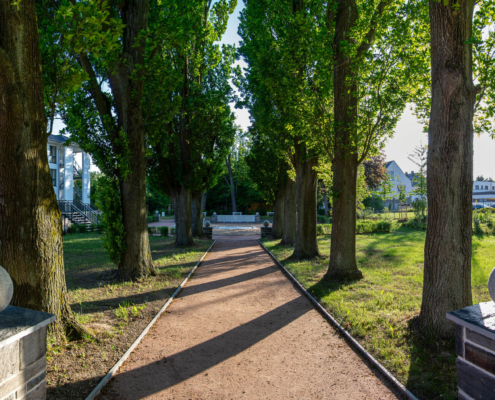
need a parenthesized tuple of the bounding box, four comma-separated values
(262, 232, 494, 400)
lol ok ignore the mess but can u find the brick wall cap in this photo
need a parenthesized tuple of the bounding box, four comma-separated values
(0, 306, 55, 350)
(447, 301, 495, 341)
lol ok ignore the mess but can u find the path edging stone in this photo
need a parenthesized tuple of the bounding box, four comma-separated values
(84, 240, 217, 400)
(258, 239, 418, 400)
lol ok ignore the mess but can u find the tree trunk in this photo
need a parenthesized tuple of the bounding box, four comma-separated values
(0, 0, 87, 339)
(225, 155, 237, 212)
(326, 0, 363, 281)
(291, 140, 319, 259)
(172, 187, 194, 246)
(272, 187, 285, 239)
(419, 0, 475, 338)
(322, 182, 330, 217)
(191, 190, 204, 237)
(281, 178, 297, 246)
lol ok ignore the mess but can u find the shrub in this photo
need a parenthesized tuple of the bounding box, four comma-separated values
(96, 223, 105, 233)
(317, 224, 332, 235)
(170, 227, 176, 236)
(72, 224, 87, 234)
(147, 215, 158, 223)
(89, 223, 97, 232)
(317, 215, 329, 224)
(159, 226, 169, 237)
(355, 220, 391, 234)
(148, 227, 157, 235)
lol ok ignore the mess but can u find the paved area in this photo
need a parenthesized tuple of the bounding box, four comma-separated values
(100, 239, 402, 399)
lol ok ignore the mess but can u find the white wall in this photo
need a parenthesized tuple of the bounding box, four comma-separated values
(473, 181, 495, 191)
(386, 161, 414, 196)
(64, 147, 74, 201)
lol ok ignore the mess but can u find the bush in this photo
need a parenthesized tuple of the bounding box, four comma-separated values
(147, 215, 159, 223)
(159, 226, 169, 237)
(148, 227, 157, 235)
(96, 223, 105, 233)
(89, 223, 97, 232)
(355, 220, 391, 234)
(378, 210, 394, 222)
(72, 224, 87, 234)
(317, 224, 332, 236)
(170, 227, 176, 236)
(317, 215, 331, 224)
(402, 217, 427, 231)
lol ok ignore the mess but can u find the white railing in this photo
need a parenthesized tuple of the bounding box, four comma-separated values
(217, 215, 256, 223)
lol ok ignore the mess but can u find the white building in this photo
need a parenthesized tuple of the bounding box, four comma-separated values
(47, 134, 91, 202)
(473, 181, 495, 204)
(48, 135, 97, 225)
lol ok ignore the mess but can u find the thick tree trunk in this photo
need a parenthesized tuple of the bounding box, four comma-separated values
(109, 1, 154, 280)
(272, 187, 285, 239)
(419, 0, 475, 338)
(191, 190, 204, 237)
(291, 141, 319, 259)
(225, 155, 237, 212)
(281, 178, 297, 246)
(0, 0, 87, 339)
(172, 187, 194, 246)
(326, 0, 363, 281)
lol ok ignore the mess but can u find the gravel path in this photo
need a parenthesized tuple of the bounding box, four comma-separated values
(100, 238, 402, 399)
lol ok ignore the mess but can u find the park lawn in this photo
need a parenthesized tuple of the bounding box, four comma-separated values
(262, 232, 495, 400)
(47, 233, 212, 400)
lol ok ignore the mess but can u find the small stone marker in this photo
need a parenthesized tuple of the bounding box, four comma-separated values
(447, 266, 495, 399)
(0, 266, 13, 313)
(203, 220, 212, 239)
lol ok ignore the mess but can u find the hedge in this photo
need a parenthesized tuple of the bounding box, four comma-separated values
(159, 226, 169, 237)
(317, 224, 332, 235)
(147, 215, 159, 223)
(356, 220, 392, 233)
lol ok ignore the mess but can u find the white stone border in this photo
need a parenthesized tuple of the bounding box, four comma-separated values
(258, 239, 418, 400)
(85, 240, 217, 400)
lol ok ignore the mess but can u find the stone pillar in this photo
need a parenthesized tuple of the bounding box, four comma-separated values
(447, 301, 495, 398)
(0, 306, 55, 400)
(204, 227, 213, 240)
(260, 227, 273, 238)
(82, 152, 91, 204)
(63, 147, 74, 201)
(212, 213, 217, 224)
(255, 212, 260, 223)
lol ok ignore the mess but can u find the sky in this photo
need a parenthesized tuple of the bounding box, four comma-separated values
(221, 1, 495, 179)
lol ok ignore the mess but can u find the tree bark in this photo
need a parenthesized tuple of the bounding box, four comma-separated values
(291, 140, 319, 259)
(225, 154, 237, 212)
(419, 0, 475, 338)
(281, 178, 297, 246)
(326, 0, 363, 281)
(191, 190, 204, 237)
(171, 187, 194, 246)
(272, 187, 285, 239)
(0, 0, 87, 339)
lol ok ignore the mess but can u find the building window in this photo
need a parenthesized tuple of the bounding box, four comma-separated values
(48, 146, 57, 164)
(476, 185, 479, 190)
(486, 186, 489, 190)
(389, 171, 395, 177)
(50, 169, 57, 187)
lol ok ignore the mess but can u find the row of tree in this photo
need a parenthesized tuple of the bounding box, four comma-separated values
(237, 0, 495, 338)
(0, 0, 240, 338)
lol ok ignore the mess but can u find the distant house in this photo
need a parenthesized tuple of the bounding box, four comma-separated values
(382, 161, 417, 210)
(48, 135, 97, 225)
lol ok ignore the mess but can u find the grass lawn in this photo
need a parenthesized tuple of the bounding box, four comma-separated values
(262, 232, 495, 400)
(47, 233, 213, 400)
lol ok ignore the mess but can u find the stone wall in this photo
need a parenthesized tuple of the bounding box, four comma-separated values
(0, 307, 54, 400)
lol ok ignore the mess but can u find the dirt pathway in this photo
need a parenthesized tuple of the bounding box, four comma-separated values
(100, 238, 402, 399)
